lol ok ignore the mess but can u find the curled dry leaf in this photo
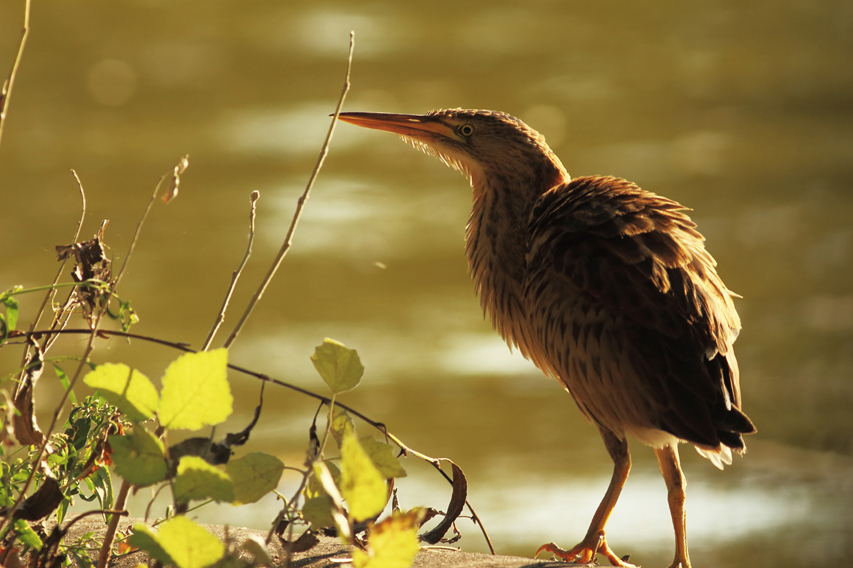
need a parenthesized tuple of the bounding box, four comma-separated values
(55, 221, 112, 324)
(162, 154, 189, 204)
(13, 344, 45, 446)
(1, 476, 63, 521)
(419, 460, 468, 545)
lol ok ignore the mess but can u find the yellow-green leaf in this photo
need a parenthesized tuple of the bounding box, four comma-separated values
(226, 452, 284, 505)
(158, 349, 232, 431)
(128, 524, 174, 565)
(329, 405, 355, 446)
(359, 437, 407, 480)
(154, 516, 224, 568)
(109, 427, 167, 487)
(173, 456, 235, 504)
(84, 363, 159, 422)
(353, 509, 425, 568)
(311, 339, 364, 394)
(305, 460, 341, 499)
(340, 434, 387, 522)
(301, 495, 336, 530)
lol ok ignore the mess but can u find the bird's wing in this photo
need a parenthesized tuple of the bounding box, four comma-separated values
(525, 176, 754, 447)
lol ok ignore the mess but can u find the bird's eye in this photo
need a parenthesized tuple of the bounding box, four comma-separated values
(457, 124, 475, 137)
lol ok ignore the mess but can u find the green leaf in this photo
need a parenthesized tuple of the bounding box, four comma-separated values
(306, 460, 341, 499)
(159, 349, 232, 431)
(3, 297, 18, 334)
(159, 517, 225, 568)
(83, 363, 158, 422)
(128, 524, 175, 565)
(53, 364, 76, 406)
(301, 495, 336, 529)
(109, 427, 167, 487)
(359, 437, 407, 480)
(225, 452, 284, 505)
(353, 509, 425, 568)
(13, 519, 42, 550)
(174, 456, 235, 504)
(328, 405, 355, 446)
(339, 434, 387, 522)
(311, 339, 364, 394)
(131, 517, 224, 568)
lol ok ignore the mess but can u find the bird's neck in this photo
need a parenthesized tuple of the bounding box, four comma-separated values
(464, 160, 568, 360)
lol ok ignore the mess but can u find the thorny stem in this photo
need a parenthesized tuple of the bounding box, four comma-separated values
(0, 0, 31, 150)
(0, 171, 170, 539)
(223, 32, 355, 349)
(12, 326, 497, 555)
(203, 191, 259, 351)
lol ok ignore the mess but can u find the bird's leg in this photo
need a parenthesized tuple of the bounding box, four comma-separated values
(537, 428, 635, 566)
(654, 444, 692, 568)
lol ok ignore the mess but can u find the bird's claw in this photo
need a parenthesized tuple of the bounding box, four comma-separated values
(535, 532, 636, 567)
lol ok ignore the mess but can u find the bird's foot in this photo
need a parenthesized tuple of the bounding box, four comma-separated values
(535, 531, 635, 566)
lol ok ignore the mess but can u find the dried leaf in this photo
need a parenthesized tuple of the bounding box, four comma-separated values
(419, 460, 467, 544)
(13, 347, 45, 446)
(162, 155, 190, 204)
(56, 223, 112, 324)
(7, 476, 63, 521)
(278, 530, 320, 554)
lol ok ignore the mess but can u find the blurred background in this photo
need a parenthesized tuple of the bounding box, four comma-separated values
(1, 0, 852, 565)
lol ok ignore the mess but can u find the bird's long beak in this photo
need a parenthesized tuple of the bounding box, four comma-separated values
(337, 112, 452, 140)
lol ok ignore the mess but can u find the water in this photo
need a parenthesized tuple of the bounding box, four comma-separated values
(1, 0, 852, 565)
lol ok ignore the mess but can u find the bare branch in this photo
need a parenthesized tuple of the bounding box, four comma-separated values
(0, 0, 32, 149)
(203, 191, 259, 351)
(223, 32, 355, 349)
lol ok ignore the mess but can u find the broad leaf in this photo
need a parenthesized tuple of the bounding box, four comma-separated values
(328, 405, 355, 446)
(159, 349, 232, 431)
(353, 509, 425, 568)
(174, 456, 235, 504)
(301, 495, 336, 530)
(137, 516, 225, 568)
(226, 452, 284, 505)
(360, 437, 407, 479)
(311, 339, 364, 394)
(84, 363, 159, 422)
(339, 434, 387, 522)
(128, 524, 174, 565)
(109, 427, 167, 487)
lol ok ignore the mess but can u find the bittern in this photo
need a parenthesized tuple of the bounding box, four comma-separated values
(338, 109, 755, 568)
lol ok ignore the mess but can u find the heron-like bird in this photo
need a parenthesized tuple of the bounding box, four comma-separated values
(338, 109, 755, 568)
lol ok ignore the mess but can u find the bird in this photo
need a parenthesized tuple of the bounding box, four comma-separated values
(337, 108, 756, 568)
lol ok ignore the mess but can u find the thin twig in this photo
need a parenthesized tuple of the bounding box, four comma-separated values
(202, 191, 259, 351)
(0, 0, 31, 149)
(223, 32, 355, 349)
(98, 480, 131, 568)
(0, 171, 169, 539)
(18, 169, 87, 368)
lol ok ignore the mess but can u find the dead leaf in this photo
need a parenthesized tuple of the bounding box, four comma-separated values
(419, 460, 467, 545)
(162, 155, 189, 204)
(13, 346, 45, 446)
(4, 476, 63, 521)
(278, 530, 320, 554)
(55, 222, 112, 324)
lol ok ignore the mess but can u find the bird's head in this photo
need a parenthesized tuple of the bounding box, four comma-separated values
(338, 109, 568, 196)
